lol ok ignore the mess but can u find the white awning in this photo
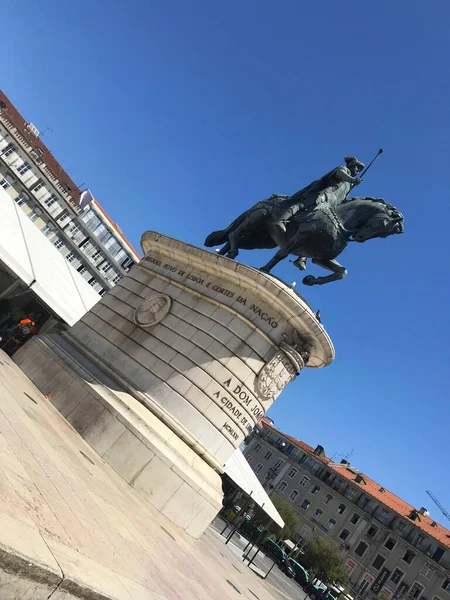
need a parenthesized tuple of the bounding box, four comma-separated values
(224, 449, 284, 528)
(0, 189, 100, 326)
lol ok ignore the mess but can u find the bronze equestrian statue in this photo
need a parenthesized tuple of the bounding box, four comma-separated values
(205, 153, 404, 286)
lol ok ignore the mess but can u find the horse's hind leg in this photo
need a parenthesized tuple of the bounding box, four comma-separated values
(226, 218, 252, 259)
(217, 242, 230, 255)
(303, 258, 348, 286)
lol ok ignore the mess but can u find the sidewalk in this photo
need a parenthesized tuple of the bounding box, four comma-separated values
(0, 351, 284, 600)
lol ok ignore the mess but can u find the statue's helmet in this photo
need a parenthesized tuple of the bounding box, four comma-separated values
(344, 156, 365, 170)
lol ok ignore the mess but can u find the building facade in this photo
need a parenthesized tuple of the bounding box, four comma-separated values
(0, 90, 140, 296)
(244, 421, 450, 600)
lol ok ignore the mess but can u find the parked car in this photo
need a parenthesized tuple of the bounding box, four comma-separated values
(262, 539, 295, 577)
(289, 558, 310, 588)
(306, 583, 337, 600)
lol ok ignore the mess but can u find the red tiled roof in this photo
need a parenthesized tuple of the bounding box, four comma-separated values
(329, 463, 450, 550)
(0, 90, 80, 200)
(262, 422, 450, 549)
(0, 90, 140, 260)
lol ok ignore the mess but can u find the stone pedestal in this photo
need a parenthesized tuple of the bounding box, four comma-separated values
(14, 232, 334, 537)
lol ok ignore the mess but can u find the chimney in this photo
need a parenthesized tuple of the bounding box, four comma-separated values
(314, 445, 325, 457)
(340, 459, 350, 465)
(418, 507, 428, 516)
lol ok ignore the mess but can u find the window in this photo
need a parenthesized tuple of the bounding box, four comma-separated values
(66, 251, 77, 263)
(385, 537, 396, 551)
(326, 519, 336, 531)
(311, 485, 320, 495)
(255, 463, 263, 473)
(442, 579, 450, 593)
(289, 490, 299, 502)
(16, 195, 27, 206)
(32, 181, 45, 193)
(350, 513, 360, 525)
(274, 459, 284, 469)
(246, 455, 253, 464)
(17, 161, 31, 175)
(354, 541, 368, 557)
(372, 554, 386, 571)
(100, 261, 112, 273)
(0, 177, 10, 189)
(402, 550, 415, 565)
(360, 496, 370, 510)
(337, 503, 347, 515)
(29, 209, 40, 222)
(2, 143, 16, 157)
(288, 468, 298, 479)
(264, 451, 272, 460)
(395, 521, 406, 533)
(57, 209, 70, 223)
(42, 223, 52, 235)
(367, 526, 378, 538)
(415, 534, 426, 548)
(339, 529, 350, 541)
(53, 238, 63, 249)
(377, 508, 390, 524)
(299, 476, 310, 487)
(82, 209, 101, 231)
(432, 547, 445, 563)
(277, 481, 287, 492)
(323, 494, 333, 505)
(77, 265, 87, 275)
(421, 564, 436, 579)
(112, 274, 121, 285)
(301, 499, 311, 510)
(45, 194, 59, 209)
(312, 508, 323, 521)
(346, 487, 359, 501)
(254, 443, 262, 452)
(409, 583, 424, 600)
(391, 569, 404, 585)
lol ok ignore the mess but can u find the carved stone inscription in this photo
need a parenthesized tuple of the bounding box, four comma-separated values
(144, 255, 279, 329)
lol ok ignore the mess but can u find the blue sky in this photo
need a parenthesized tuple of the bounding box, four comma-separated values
(3, 1, 450, 521)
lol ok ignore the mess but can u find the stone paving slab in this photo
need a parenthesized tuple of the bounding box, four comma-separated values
(0, 351, 283, 600)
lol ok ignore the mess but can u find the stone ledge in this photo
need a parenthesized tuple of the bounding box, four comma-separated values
(13, 335, 223, 538)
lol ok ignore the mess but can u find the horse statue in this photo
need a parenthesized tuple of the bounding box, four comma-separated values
(205, 196, 404, 286)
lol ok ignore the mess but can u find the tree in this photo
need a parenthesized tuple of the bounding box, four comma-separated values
(270, 494, 300, 541)
(301, 536, 349, 587)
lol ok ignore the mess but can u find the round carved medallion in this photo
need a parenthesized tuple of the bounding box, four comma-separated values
(133, 294, 171, 328)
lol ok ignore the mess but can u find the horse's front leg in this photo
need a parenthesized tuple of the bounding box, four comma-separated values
(259, 248, 290, 273)
(303, 258, 348, 286)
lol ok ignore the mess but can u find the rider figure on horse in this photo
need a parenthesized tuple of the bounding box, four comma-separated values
(268, 156, 365, 242)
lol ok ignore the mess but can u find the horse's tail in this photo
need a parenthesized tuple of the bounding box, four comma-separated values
(204, 212, 248, 247)
(204, 229, 229, 247)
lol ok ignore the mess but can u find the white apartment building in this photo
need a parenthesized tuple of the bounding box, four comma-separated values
(244, 419, 450, 600)
(0, 90, 140, 296)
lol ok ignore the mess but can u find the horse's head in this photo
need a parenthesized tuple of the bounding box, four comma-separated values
(352, 199, 404, 243)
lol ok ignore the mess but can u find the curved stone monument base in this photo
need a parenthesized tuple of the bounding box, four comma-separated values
(14, 333, 223, 538)
(14, 232, 334, 537)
